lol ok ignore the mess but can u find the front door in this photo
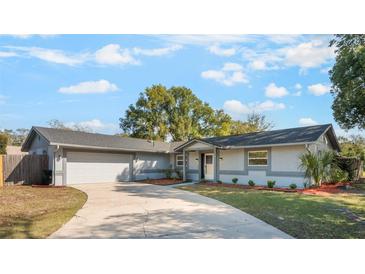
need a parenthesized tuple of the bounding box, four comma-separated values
(204, 153, 214, 180)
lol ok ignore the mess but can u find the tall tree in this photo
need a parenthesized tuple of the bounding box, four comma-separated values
(120, 85, 232, 141)
(329, 34, 365, 130)
(338, 135, 365, 161)
(120, 85, 171, 140)
(229, 113, 274, 135)
(47, 119, 91, 132)
(0, 128, 29, 146)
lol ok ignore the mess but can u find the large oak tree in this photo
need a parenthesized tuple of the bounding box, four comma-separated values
(329, 34, 365, 130)
(119, 84, 272, 141)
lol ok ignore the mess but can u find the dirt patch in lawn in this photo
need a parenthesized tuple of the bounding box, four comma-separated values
(137, 178, 185, 186)
(0, 185, 87, 239)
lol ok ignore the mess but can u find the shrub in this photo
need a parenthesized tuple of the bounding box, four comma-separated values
(329, 167, 349, 183)
(267, 180, 276, 188)
(299, 150, 335, 186)
(0, 133, 8, 155)
(165, 169, 172, 179)
(232, 177, 238, 184)
(175, 169, 182, 179)
(41, 169, 52, 185)
(248, 180, 255, 187)
(217, 180, 223, 184)
(289, 183, 297, 190)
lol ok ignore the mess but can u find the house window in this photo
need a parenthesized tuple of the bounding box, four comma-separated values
(248, 150, 268, 166)
(176, 154, 184, 167)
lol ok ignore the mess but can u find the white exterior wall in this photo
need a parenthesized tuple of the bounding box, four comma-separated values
(219, 149, 244, 171)
(271, 145, 305, 172)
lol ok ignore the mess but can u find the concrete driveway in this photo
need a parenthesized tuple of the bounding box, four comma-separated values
(50, 182, 292, 239)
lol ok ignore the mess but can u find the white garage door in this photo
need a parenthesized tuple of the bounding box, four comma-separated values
(66, 151, 131, 184)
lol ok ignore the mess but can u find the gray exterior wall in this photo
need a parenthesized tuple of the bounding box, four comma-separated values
(217, 145, 307, 188)
(28, 133, 54, 170)
(133, 152, 171, 180)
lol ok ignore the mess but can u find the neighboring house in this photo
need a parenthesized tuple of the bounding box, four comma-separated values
(6, 145, 28, 155)
(21, 124, 340, 187)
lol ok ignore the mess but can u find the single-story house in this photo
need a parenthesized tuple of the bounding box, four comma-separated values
(21, 124, 340, 187)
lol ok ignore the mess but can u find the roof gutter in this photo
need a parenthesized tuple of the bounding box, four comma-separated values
(222, 141, 315, 150)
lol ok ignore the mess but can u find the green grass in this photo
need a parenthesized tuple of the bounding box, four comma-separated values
(0, 186, 87, 238)
(179, 185, 365, 239)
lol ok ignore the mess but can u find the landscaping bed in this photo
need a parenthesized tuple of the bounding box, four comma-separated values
(137, 178, 185, 186)
(198, 181, 353, 196)
(178, 184, 365, 239)
(0, 185, 87, 239)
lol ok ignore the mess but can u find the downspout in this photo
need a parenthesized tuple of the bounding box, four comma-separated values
(52, 145, 60, 185)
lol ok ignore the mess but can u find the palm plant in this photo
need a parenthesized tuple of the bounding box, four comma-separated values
(299, 150, 335, 187)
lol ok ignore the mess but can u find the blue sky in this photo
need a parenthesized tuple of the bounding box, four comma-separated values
(0, 34, 359, 136)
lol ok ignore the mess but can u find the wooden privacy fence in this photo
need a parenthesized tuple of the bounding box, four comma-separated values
(0, 154, 48, 186)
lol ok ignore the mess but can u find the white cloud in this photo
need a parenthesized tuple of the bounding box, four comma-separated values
(133, 44, 182, 56)
(201, 62, 248, 86)
(281, 41, 335, 69)
(65, 119, 118, 133)
(11, 34, 33, 39)
(293, 91, 302, 96)
(159, 35, 252, 45)
(295, 83, 302, 90)
(95, 44, 138, 65)
(0, 51, 17, 58)
(58, 80, 118, 94)
(249, 60, 268, 70)
(6, 43, 181, 66)
(243, 48, 282, 71)
(7, 46, 86, 66)
(223, 99, 286, 118)
(265, 83, 289, 98)
(308, 83, 331, 96)
(320, 66, 331, 74)
(267, 35, 302, 44)
(299, 118, 318, 126)
(208, 45, 236, 57)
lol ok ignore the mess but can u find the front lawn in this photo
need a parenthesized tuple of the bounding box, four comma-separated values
(179, 185, 365, 239)
(0, 186, 87, 238)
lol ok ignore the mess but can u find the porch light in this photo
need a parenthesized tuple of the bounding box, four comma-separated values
(219, 157, 223, 160)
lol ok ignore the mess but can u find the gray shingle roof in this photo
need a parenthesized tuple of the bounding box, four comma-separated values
(25, 126, 175, 153)
(175, 124, 340, 151)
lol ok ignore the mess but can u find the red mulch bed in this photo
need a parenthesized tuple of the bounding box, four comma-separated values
(198, 181, 352, 196)
(137, 178, 185, 186)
